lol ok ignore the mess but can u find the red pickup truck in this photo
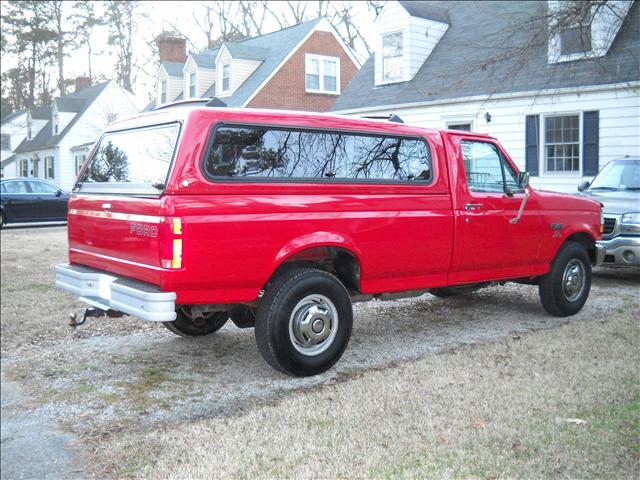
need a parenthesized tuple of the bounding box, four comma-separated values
(55, 106, 604, 376)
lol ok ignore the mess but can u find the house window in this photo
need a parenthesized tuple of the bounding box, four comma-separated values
(189, 73, 196, 98)
(53, 115, 59, 135)
(222, 64, 230, 92)
(447, 123, 472, 131)
(27, 122, 32, 140)
(160, 81, 167, 104)
(44, 156, 55, 179)
(19, 159, 28, 177)
(75, 154, 86, 175)
(544, 115, 580, 172)
(0, 133, 10, 150)
(32, 158, 39, 177)
(305, 55, 340, 94)
(560, 25, 592, 55)
(382, 32, 403, 82)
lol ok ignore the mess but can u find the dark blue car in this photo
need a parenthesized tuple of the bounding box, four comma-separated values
(0, 178, 69, 228)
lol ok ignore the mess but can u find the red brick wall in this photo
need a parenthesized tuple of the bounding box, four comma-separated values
(246, 30, 358, 112)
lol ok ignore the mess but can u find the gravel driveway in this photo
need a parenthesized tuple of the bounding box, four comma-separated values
(1, 226, 638, 478)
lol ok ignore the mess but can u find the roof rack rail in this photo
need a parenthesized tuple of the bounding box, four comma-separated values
(153, 98, 227, 111)
(362, 114, 404, 124)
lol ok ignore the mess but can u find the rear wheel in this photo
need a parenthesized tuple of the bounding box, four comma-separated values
(162, 307, 229, 337)
(0, 211, 5, 229)
(255, 268, 353, 377)
(538, 241, 592, 317)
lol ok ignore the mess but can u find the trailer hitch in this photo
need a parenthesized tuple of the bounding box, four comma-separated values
(68, 307, 124, 327)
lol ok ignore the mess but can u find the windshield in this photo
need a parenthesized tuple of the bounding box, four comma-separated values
(77, 122, 180, 194)
(589, 159, 640, 191)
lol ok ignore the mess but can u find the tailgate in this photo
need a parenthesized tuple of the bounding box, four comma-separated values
(68, 195, 165, 280)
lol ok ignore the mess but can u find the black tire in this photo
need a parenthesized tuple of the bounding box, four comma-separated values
(162, 307, 228, 337)
(539, 241, 592, 317)
(255, 268, 353, 377)
(0, 211, 4, 229)
(430, 284, 483, 298)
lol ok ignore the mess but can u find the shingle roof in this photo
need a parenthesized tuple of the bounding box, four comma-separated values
(398, 1, 449, 23)
(161, 61, 185, 77)
(1, 110, 26, 125)
(192, 51, 217, 68)
(14, 82, 110, 154)
(332, 1, 639, 112)
(1, 154, 16, 168)
(223, 43, 269, 61)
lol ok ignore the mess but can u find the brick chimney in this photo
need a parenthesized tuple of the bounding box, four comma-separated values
(75, 76, 92, 92)
(155, 32, 187, 63)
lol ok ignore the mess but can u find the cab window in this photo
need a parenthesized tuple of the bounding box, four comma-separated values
(460, 140, 519, 193)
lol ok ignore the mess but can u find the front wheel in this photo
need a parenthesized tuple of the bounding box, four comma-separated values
(538, 241, 592, 317)
(163, 307, 229, 336)
(255, 268, 353, 377)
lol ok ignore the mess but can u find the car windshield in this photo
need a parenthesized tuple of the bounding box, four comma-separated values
(77, 122, 180, 194)
(589, 159, 640, 191)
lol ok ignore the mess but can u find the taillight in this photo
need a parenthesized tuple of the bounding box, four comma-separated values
(160, 217, 183, 269)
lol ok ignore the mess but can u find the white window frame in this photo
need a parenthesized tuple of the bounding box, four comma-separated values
(44, 156, 55, 179)
(19, 159, 28, 177)
(380, 30, 404, 84)
(305, 54, 341, 95)
(188, 72, 196, 98)
(541, 112, 583, 176)
(221, 64, 230, 92)
(445, 119, 474, 131)
(75, 154, 86, 176)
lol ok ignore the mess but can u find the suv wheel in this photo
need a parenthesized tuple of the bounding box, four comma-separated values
(255, 268, 353, 377)
(538, 241, 592, 317)
(163, 307, 229, 336)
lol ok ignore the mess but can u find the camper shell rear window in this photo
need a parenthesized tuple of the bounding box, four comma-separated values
(76, 122, 181, 195)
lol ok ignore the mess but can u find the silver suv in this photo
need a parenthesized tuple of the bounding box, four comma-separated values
(578, 157, 640, 267)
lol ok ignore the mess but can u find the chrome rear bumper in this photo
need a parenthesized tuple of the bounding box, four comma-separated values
(54, 263, 177, 321)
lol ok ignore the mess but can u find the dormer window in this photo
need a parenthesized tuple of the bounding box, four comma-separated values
(560, 25, 592, 55)
(222, 64, 230, 92)
(53, 114, 59, 135)
(189, 72, 196, 97)
(382, 32, 403, 82)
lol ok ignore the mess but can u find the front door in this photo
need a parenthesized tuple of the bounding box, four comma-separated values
(449, 137, 543, 284)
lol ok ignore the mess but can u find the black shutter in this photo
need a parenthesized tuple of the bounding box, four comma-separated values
(583, 111, 599, 176)
(525, 115, 539, 176)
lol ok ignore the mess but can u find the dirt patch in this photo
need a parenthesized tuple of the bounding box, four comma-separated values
(1, 226, 639, 479)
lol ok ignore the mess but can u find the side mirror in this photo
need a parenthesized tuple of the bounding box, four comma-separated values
(56, 189, 63, 197)
(577, 180, 590, 192)
(517, 171, 530, 189)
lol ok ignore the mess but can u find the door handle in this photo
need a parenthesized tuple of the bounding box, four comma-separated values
(465, 203, 483, 210)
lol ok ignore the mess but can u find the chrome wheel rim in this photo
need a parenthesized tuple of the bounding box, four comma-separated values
(289, 294, 338, 356)
(562, 259, 586, 301)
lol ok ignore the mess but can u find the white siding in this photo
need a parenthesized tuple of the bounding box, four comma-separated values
(197, 68, 215, 96)
(156, 68, 183, 107)
(216, 47, 262, 98)
(338, 84, 640, 193)
(374, 2, 412, 85)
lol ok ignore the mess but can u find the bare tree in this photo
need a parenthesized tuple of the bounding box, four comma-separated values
(105, 0, 143, 92)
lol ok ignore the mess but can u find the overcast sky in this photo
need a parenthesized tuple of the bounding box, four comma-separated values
(1, 1, 378, 105)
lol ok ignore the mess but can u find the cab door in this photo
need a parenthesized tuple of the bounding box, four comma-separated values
(448, 136, 543, 284)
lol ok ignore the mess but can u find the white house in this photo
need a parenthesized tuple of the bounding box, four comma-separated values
(331, 0, 640, 193)
(1, 78, 139, 190)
